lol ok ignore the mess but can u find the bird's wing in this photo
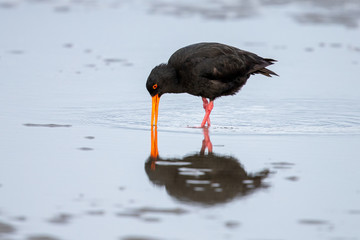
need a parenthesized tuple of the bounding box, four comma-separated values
(169, 43, 276, 83)
(195, 53, 273, 83)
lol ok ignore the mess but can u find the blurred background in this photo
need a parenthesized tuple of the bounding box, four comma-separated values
(1, 1, 360, 240)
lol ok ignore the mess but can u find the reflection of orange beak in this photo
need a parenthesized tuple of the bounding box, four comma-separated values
(151, 94, 160, 126)
(150, 126, 158, 160)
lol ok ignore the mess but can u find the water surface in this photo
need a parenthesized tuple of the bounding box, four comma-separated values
(0, 0, 360, 240)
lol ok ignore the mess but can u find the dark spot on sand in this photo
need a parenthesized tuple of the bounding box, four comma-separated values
(285, 176, 299, 181)
(104, 58, 133, 66)
(348, 209, 360, 215)
(54, 6, 70, 12)
(13, 216, 27, 222)
(0, 2, 17, 8)
(28, 0, 53, 2)
(23, 123, 71, 128)
(86, 210, 105, 216)
(142, 217, 161, 222)
(116, 207, 188, 220)
(149, 1, 255, 20)
(298, 219, 329, 225)
(243, 41, 266, 47)
(48, 213, 73, 224)
(78, 147, 93, 151)
(9, 50, 24, 54)
(104, 58, 126, 64)
(270, 162, 295, 169)
(0, 221, 16, 234)
(121, 236, 161, 240)
(27, 235, 61, 240)
(225, 220, 241, 229)
(116, 212, 141, 218)
(294, 12, 359, 29)
(330, 43, 342, 48)
(271, 162, 295, 166)
(135, 207, 188, 215)
(73, 193, 84, 201)
(63, 43, 73, 48)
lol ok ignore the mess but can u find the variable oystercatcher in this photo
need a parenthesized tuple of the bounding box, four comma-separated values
(146, 42, 278, 127)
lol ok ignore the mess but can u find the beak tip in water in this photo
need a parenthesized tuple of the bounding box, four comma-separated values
(151, 94, 160, 127)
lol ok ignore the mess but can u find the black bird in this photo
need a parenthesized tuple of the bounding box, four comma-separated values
(146, 42, 278, 127)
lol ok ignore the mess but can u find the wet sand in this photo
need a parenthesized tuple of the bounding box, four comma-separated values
(1, 0, 360, 239)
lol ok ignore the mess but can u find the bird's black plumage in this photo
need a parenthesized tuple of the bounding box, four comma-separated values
(146, 42, 277, 100)
(146, 42, 278, 127)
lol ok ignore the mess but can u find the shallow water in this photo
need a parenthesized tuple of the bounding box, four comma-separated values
(53, 97, 360, 135)
(1, 0, 360, 240)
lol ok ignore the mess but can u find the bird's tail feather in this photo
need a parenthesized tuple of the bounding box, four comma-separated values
(264, 58, 277, 64)
(253, 58, 278, 77)
(257, 67, 278, 77)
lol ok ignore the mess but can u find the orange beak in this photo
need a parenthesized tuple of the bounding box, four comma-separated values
(151, 94, 160, 126)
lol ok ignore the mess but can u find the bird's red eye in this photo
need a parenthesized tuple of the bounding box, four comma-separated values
(153, 84, 158, 89)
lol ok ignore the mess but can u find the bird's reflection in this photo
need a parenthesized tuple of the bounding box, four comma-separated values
(146, 127, 270, 206)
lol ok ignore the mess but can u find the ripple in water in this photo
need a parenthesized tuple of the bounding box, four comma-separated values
(56, 98, 360, 135)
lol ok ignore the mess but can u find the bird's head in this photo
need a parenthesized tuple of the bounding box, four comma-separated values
(146, 64, 177, 126)
(146, 64, 177, 97)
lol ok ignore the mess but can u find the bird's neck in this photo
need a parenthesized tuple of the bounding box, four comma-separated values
(167, 79, 184, 94)
(163, 65, 185, 94)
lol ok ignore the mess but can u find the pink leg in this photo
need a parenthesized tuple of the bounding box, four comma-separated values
(201, 98, 211, 126)
(202, 97, 209, 110)
(200, 100, 214, 128)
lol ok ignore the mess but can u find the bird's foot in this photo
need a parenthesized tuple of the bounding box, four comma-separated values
(200, 118, 210, 128)
(187, 120, 210, 128)
(187, 125, 205, 129)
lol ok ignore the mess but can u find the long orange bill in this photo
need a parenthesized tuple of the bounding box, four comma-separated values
(151, 94, 160, 127)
